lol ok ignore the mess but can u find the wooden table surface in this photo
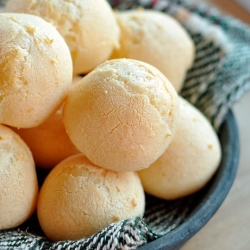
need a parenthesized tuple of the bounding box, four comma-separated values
(182, 1, 250, 250)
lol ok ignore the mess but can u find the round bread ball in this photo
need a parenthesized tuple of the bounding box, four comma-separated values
(12, 109, 80, 169)
(0, 124, 38, 230)
(138, 96, 222, 200)
(0, 13, 72, 128)
(37, 154, 145, 241)
(4, 0, 120, 75)
(110, 9, 195, 92)
(63, 59, 180, 172)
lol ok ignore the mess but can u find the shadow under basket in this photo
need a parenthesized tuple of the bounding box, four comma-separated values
(139, 109, 240, 250)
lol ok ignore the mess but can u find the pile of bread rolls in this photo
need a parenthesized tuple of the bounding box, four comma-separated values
(0, 0, 221, 242)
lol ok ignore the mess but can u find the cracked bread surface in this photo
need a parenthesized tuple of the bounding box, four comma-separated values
(138, 96, 222, 200)
(4, 0, 120, 75)
(0, 124, 38, 230)
(37, 153, 145, 241)
(0, 13, 72, 128)
(110, 9, 195, 92)
(63, 59, 180, 172)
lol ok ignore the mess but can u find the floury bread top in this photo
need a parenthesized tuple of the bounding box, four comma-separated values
(111, 9, 195, 92)
(63, 59, 180, 172)
(4, 0, 120, 75)
(0, 13, 72, 128)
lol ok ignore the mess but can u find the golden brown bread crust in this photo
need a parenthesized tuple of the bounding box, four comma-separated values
(12, 110, 80, 169)
(110, 9, 195, 92)
(0, 124, 38, 230)
(0, 13, 72, 128)
(37, 154, 145, 241)
(4, 0, 120, 75)
(138, 96, 222, 200)
(63, 58, 180, 172)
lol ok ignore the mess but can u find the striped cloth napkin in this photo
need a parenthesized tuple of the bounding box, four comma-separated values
(0, 0, 250, 249)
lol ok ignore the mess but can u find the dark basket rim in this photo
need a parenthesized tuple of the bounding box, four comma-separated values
(139, 109, 240, 250)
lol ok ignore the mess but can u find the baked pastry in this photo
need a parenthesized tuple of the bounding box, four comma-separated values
(111, 9, 195, 92)
(0, 124, 38, 230)
(63, 58, 180, 172)
(0, 13, 72, 128)
(37, 154, 145, 240)
(138, 96, 222, 200)
(4, 0, 120, 75)
(12, 109, 80, 169)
